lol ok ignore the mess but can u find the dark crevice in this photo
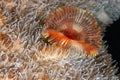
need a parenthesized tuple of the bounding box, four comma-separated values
(103, 18, 120, 73)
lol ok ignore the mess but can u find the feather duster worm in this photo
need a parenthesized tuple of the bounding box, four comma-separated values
(42, 6, 102, 57)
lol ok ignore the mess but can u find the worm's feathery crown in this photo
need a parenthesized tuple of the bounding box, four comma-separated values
(43, 6, 102, 57)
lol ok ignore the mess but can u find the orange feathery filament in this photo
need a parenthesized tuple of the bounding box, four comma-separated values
(42, 29, 98, 57)
(42, 29, 71, 48)
(77, 40, 98, 56)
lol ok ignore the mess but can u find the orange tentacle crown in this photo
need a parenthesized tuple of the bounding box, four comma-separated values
(42, 6, 102, 57)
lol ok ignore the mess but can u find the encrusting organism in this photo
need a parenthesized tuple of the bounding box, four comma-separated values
(0, 9, 6, 28)
(0, 0, 120, 80)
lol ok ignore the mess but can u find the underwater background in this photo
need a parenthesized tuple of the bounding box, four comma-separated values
(104, 18, 120, 73)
